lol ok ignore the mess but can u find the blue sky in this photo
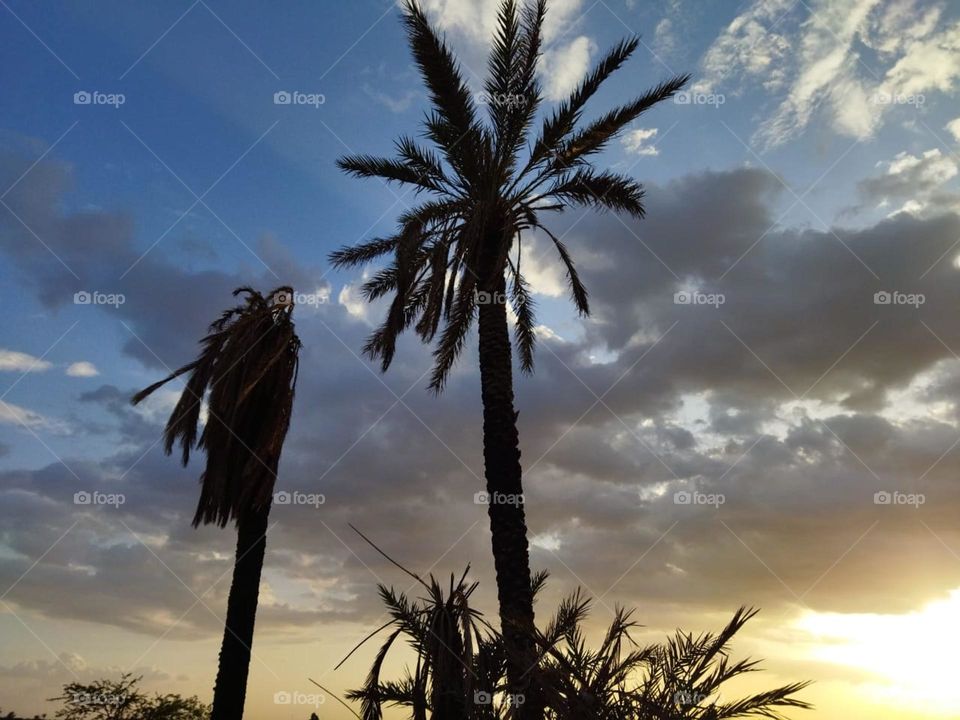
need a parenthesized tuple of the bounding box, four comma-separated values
(3, 1, 960, 718)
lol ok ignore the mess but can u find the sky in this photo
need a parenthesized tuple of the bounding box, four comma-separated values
(1, 0, 960, 718)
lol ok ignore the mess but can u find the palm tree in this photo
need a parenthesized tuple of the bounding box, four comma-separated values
(338, 565, 811, 720)
(132, 286, 301, 720)
(329, 0, 689, 709)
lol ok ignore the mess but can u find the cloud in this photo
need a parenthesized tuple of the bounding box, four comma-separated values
(0, 144, 327, 370)
(946, 117, 960, 142)
(0, 349, 52, 373)
(623, 127, 660, 156)
(693, 0, 795, 95)
(66, 361, 100, 378)
(541, 35, 595, 101)
(697, 0, 960, 147)
(338, 283, 371, 323)
(5, 138, 960, 694)
(362, 83, 418, 113)
(0, 400, 57, 430)
(854, 148, 960, 216)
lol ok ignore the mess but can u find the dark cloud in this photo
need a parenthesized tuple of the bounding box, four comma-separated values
(3, 144, 960, 668)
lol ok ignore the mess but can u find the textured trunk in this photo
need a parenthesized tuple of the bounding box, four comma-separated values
(477, 231, 540, 719)
(210, 504, 270, 720)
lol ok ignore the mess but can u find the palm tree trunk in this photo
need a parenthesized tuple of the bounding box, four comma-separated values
(477, 254, 540, 718)
(210, 503, 271, 720)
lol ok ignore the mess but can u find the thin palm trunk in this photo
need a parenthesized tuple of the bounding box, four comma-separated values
(210, 503, 271, 720)
(477, 236, 539, 718)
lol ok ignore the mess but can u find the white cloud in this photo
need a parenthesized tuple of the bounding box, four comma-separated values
(946, 118, 960, 143)
(541, 35, 595, 101)
(66, 361, 99, 378)
(517, 235, 567, 298)
(0, 400, 52, 429)
(338, 284, 370, 323)
(623, 127, 660, 156)
(693, 0, 795, 95)
(416, 0, 585, 47)
(0, 349, 52, 373)
(698, 0, 960, 148)
(885, 148, 957, 182)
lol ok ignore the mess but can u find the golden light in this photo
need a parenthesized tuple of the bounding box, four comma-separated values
(795, 588, 960, 715)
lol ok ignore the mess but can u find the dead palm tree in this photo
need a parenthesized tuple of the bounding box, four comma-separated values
(132, 286, 301, 720)
(329, 0, 689, 709)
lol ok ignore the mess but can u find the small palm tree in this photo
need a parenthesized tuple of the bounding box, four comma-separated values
(330, 0, 689, 709)
(336, 566, 811, 720)
(132, 286, 301, 720)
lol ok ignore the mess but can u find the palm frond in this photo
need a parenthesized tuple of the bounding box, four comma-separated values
(552, 73, 690, 169)
(545, 168, 646, 218)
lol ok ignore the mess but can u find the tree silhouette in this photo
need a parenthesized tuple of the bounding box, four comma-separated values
(132, 287, 301, 720)
(330, 1, 688, 710)
(340, 566, 811, 720)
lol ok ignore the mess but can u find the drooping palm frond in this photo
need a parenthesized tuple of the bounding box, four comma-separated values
(331, 0, 689, 389)
(131, 287, 301, 527)
(340, 567, 812, 720)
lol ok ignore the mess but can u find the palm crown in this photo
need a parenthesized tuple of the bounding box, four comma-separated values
(132, 286, 301, 528)
(330, 0, 689, 391)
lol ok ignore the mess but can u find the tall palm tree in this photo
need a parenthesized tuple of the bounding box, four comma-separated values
(132, 286, 301, 720)
(330, 0, 688, 711)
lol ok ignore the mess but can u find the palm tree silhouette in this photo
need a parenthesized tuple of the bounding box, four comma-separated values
(132, 286, 301, 720)
(330, 0, 688, 709)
